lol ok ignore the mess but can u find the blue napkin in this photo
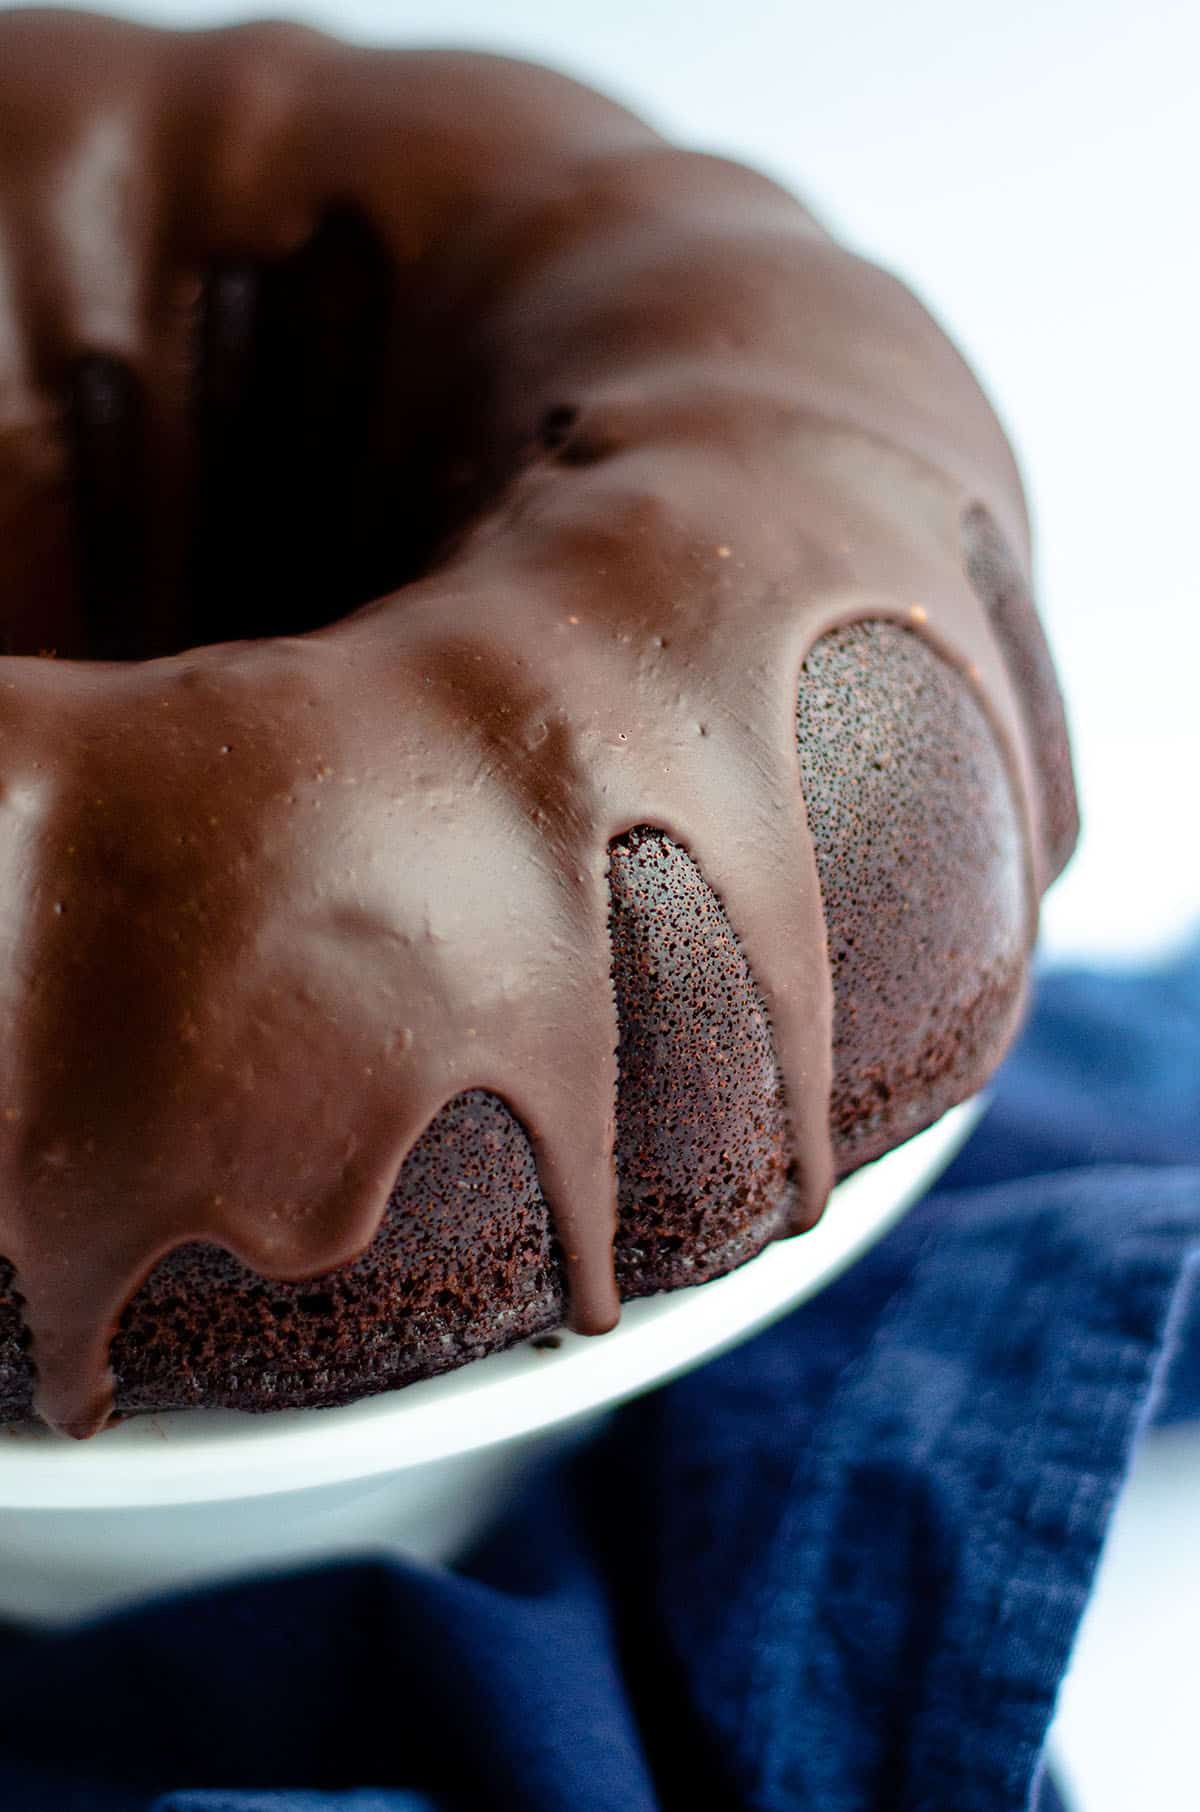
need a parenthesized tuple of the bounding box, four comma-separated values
(1, 944, 1197, 1812)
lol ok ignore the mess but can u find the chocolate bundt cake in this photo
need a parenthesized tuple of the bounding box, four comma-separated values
(0, 13, 1076, 1437)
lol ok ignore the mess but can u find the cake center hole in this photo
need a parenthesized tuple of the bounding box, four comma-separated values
(16, 209, 479, 662)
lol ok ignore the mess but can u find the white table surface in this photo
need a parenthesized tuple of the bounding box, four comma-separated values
(8, 1, 1200, 1803)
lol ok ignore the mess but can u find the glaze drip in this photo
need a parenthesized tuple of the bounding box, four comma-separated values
(0, 15, 1059, 1435)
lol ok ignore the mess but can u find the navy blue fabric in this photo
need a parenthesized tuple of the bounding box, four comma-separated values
(939, 947, 1200, 1186)
(1, 944, 1197, 1812)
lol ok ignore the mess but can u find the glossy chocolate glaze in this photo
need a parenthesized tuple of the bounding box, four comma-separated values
(0, 13, 1072, 1435)
(0, 617, 1044, 1424)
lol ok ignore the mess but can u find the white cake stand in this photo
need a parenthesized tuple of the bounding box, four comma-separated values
(0, 1100, 978, 1622)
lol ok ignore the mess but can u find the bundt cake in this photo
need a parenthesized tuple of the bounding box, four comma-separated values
(0, 13, 1076, 1436)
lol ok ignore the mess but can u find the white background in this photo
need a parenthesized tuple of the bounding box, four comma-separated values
(9, 2, 1200, 1806)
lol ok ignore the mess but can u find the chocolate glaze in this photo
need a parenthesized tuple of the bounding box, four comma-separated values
(0, 619, 1042, 1423)
(0, 13, 1074, 1435)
